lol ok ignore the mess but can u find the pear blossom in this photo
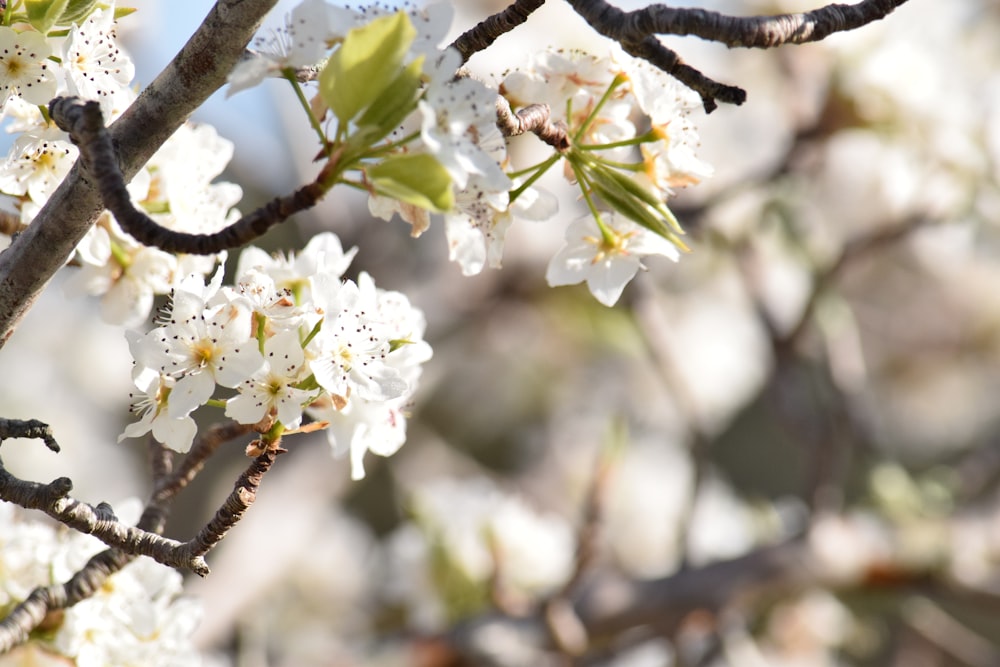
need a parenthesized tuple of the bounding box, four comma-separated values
(0, 128, 78, 204)
(308, 276, 408, 403)
(302, 270, 430, 479)
(418, 49, 510, 191)
(61, 2, 136, 117)
(0, 27, 57, 108)
(547, 213, 682, 306)
(227, 0, 359, 96)
(236, 231, 357, 300)
(118, 365, 198, 453)
(132, 288, 264, 422)
(444, 177, 511, 276)
(225, 330, 314, 427)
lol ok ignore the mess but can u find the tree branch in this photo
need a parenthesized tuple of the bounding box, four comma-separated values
(450, 0, 547, 63)
(566, 0, 910, 47)
(50, 97, 332, 255)
(0, 0, 280, 349)
(563, 0, 910, 111)
(495, 97, 570, 150)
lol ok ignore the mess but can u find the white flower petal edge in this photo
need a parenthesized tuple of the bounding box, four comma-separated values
(546, 214, 681, 306)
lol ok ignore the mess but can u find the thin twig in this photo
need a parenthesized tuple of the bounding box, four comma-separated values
(50, 97, 332, 255)
(495, 97, 570, 150)
(563, 0, 909, 111)
(154, 421, 256, 502)
(0, 0, 281, 349)
(450, 0, 547, 63)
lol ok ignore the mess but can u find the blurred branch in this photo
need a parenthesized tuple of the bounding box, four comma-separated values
(903, 597, 1000, 667)
(779, 215, 928, 350)
(451, 0, 547, 63)
(445, 520, 1000, 665)
(0, 0, 279, 349)
(630, 278, 714, 568)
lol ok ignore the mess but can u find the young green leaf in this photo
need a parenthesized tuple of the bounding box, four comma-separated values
(368, 154, 454, 213)
(25, 0, 69, 32)
(320, 11, 416, 125)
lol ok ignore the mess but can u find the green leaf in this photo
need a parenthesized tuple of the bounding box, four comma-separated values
(25, 0, 69, 32)
(58, 0, 100, 25)
(367, 153, 454, 213)
(320, 11, 416, 125)
(352, 54, 424, 148)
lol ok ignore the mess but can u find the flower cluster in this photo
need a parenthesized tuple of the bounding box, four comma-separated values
(228, 2, 713, 306)
(501, 47, 713, 304)
(0, 502, 201, 666)
(121, 232, 431, 480)
(0, 2, 240, 327)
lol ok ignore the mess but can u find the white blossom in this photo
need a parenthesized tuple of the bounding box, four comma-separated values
(225, 329, 314, 427)
(0, 128, 77, 204)
(546, 213, 682, 306)
(0, 27, 57, 108)
(61, 2, 136, 117)
(119, 365, 198, 453)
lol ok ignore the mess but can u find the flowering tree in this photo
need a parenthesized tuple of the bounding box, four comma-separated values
(6, 0, 1000, 664)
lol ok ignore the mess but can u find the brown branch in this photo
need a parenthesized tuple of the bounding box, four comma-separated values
(0, 0, 281, 349)
(176, 447, 282, 562)
(779, 215, 928, 349)
(566, 0, 910, 48)
(564, 0, 909, 111)
(0, 417, 59, 451)
(619, 36, 745, 113)
(450, 0, 547, 63)
(495, 97, 570, 150)
(153, 421, 256, 503)
(49, 97, 331, 256)
(0, 417, 269, 652)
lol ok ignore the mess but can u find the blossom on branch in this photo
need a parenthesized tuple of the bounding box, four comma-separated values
(0, 26, 57, 108)
(546, 212, 682, 306)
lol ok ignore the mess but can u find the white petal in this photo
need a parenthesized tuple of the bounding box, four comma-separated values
(585, 255, 641, 307)
(168, 371, 215, 418)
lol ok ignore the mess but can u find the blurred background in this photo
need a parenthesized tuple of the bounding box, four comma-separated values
(4, 0, 1000, 665)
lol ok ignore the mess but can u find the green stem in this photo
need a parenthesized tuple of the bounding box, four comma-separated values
(574, 74, 626, 144)
(109, 239, 131, 269)
(569, 161, 615, 246)
(577, 129, 658, 152)
(509, 153, 560, 203)
(284, 70, 329, 152)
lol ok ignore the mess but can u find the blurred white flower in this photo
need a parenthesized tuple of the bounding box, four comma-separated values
(0, 504, 202, 665)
